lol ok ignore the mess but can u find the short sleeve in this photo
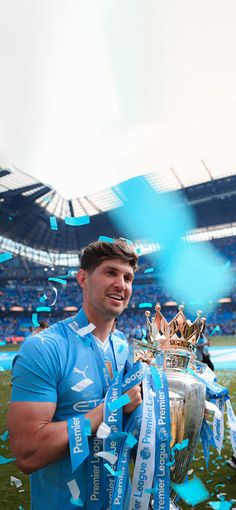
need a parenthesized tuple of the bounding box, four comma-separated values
(11, 333, 61, 403)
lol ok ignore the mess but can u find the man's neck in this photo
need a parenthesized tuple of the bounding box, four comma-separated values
(82, 305, 114, 343)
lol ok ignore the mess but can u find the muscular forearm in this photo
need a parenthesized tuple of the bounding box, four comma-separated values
(8, 402, 104, 474)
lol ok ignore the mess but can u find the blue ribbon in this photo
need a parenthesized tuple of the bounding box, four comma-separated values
(111, 406, 142, 509)
(200, 420, 216, 470)
(103, 369, 124, 510)
(67, 415, 90, 472)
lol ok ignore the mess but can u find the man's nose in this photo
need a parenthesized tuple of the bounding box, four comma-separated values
(114, 275, 125, 289)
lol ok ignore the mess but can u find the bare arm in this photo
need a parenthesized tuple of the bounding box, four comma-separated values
(7, 386, 141, 475)
(7, 401, 104, 474)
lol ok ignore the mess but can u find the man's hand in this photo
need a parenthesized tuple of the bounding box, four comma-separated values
(123, 384, 142, 415)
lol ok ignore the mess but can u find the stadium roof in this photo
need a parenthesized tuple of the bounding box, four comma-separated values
(0, 165, 236, 266)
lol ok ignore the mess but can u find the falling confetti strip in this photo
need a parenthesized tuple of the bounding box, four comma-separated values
(144, 267, 154, 273)
(32, 313, 40, 328)
(49, 216, 58, 231)
(210, 325, 221, 336)
(48, 277, 67, 285)
(0, 252, 13, 263)
(39, 294, 47, 303)
(64, 216, 90, 226)
(138, 302, 153, 308)
(98, 236, 115, 243)
(36, 306, 51, 312)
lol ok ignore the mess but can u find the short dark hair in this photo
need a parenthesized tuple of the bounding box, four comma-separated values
(80, 239, 138, 272)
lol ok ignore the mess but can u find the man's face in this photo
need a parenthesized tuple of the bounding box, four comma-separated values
(78, 258, 134, 320)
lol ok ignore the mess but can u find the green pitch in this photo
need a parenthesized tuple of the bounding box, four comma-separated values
(0, 337, 235, 509)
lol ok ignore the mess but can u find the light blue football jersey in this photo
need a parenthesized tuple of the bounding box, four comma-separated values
(11, 308, 128, 509)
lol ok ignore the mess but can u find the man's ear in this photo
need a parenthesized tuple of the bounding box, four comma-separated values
(77, 269, 87, 289)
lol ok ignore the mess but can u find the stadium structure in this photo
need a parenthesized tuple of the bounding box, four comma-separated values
(0, 164, 236, 342)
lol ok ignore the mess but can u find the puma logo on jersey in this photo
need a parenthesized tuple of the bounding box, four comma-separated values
(71, 365, 93, 392)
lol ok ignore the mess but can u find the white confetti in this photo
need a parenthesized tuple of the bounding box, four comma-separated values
(96, 422, 111, 439)
(10, 476, 22, 488)
(67, 479, 80, 500)
(95, 451, 118, 464)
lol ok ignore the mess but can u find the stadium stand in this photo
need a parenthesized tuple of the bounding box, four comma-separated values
(0, 166, 236, 342)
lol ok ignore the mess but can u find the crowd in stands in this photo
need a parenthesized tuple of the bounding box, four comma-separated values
(0, 279, 236, 341)
(0, 236, 236, 342)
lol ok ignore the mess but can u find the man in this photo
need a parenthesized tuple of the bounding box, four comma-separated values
(7, 239, 142, 509)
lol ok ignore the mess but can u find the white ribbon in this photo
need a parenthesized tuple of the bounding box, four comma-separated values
(128, 374, 156, 510)
(213, 397, 225, 454)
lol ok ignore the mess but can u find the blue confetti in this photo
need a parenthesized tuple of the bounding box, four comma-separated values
(144, 485, 158, 494)
(65, 216, 90, 226)
(98, 236, 115, 243)
(32, 313, 40, 328)
(49, 216, 58, 231)
(138, 302, 153, 308)
(36, 306, 51, 312)
(39, 294, 47, 303)
(84, 418, 91, 436)
(144, 267, 154, 273)
(0, 455, 16, 464)
(171, 476, 209, 505)
(208, 501, 233, 510)
(0, 252, 13, 263)
(108, 394, 131, 412)
(70, 497, 84, 507)
(48, 277, 67, 285)
(210, 325, 221, 336)
(172, 438, 189, 452)
(119, 237, 133, 245)
(104, 463, 122, 476)
(126, 434, 138, 448)
(0, 431, 9, 441)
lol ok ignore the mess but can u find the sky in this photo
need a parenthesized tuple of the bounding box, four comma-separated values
(0, 0, 236, 199)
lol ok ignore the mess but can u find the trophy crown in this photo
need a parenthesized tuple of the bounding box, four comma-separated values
(145, 303, 206, 351)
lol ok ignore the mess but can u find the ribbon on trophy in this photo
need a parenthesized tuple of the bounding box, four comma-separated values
(190, 361, 236, 462)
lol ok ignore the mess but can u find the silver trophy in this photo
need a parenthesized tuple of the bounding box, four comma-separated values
(133, 305, 206, 509)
